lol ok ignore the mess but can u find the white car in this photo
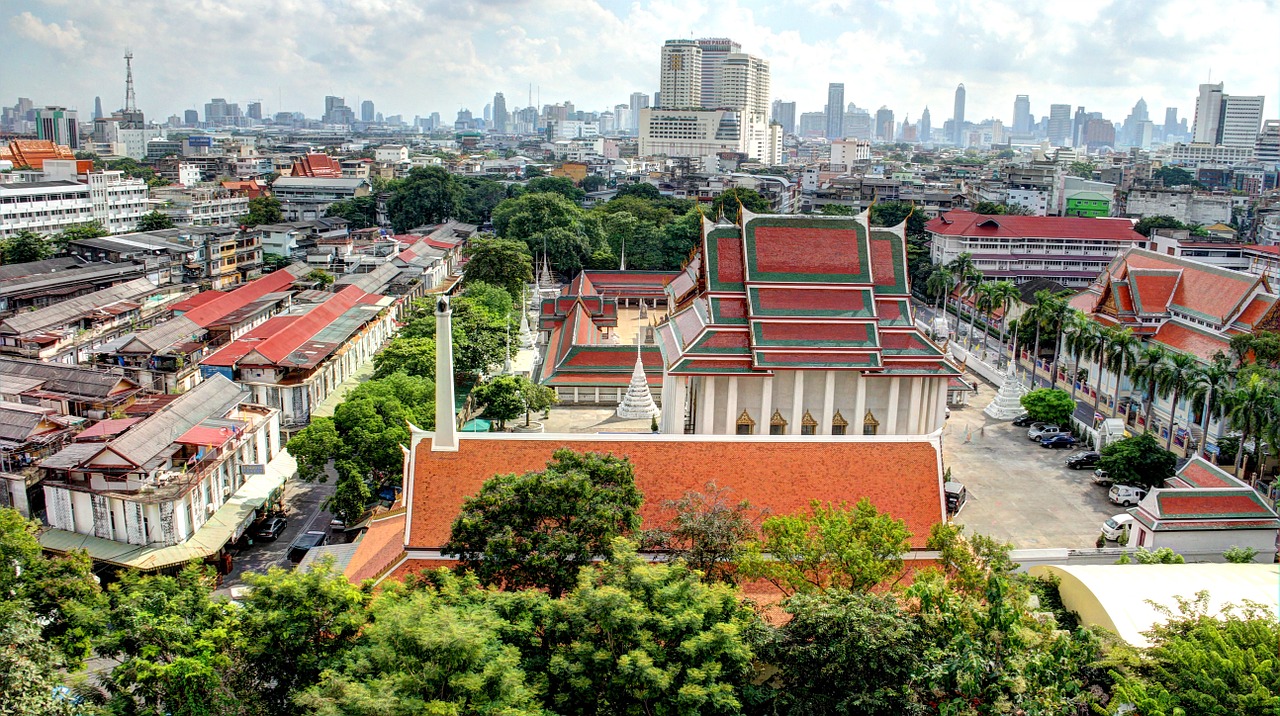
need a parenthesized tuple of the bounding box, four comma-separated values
(1027, 424, 1062, 440)
(1108, 484, 1147, 507)
(1101, 513, 1134, 541)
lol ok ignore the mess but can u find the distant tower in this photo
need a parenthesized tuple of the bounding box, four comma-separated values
(93, 96, 103, 120)
(952, 83, 966, 144)
(920, 106, 932, 143)
(124, 51, 136, 112)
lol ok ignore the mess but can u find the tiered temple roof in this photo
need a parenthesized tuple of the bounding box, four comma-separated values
(656, 210, 958, 377)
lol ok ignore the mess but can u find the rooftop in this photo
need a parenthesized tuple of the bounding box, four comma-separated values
(926, 210, 1145, 242)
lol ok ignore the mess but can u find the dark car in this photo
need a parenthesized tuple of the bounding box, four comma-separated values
(1011, 414, 1036, 427)
(1041, 434, 1080, 449)
(1066, 451, 1101, 469)
(252, 516, 287, 541)
(287, 530, 328, 563)
(944, 481, 968, 516)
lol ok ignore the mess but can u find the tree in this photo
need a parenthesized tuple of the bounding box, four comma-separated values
(387, 166, 463, 232)
(1099, 432, 1176, 489)
(972, 200, 1009, 215)
(457, 176, 508, 225)
(242, 195, 283, 227)
(869, 200, 927, 237)
(234, 561, 369, 715)
(323, 195, 378, 229)
(1190, 358, 1232, 457)
(286, 417, 342, 482)
(710, 187, 770, 223)
(400, 285, 512, 378)
(473, 375, 526, 429)
(1222, 545, 1258, 563)
(1152, 166, 1196, 187)
(443, 449, 643, 597)
(1133, 215, 1187, 237)
(491, 191, 603, 273)
(1110, 592, 1279, 715)
(539, 540, 759, 716)
(306, 269, 335, 287)
(1158, 351, 1199, 450)
(137, 210, 176, 231)
(462, 236, 533, 300)
(641, 482, 760, 584)
(1019, 387, 1076, 426)
(0, 614, 80, 716)
(1223, 372, 1275, 477)
(579, 174, 606, 192)
(54, 220, 108, 250)
(1, 229, 52, 264)
(765, 591, 921, 715)
(924, 264, 954, 311)
(614, 182, 661, 201)
(1068, 160, 1097, 179)
(1131, 345, 1170, 429)
(371, 336, 436, 380)
(737, 498, 911, 595)
(525, 175, 585, 202)
(516, 375, 557, 426)
(262, 252, 292, 272)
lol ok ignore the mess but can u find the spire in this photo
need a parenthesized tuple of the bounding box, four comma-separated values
(433, 297, 458, 451)
(518, 288, 534, 348)
(123, 50, 136, 112)
(615, 335, 659, 421)
(619, 236, 626, 271)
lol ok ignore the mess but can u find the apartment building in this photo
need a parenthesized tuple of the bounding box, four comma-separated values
(0, 180, 94, 239)
(1124, 187, 1233, 225)
(271, 177, 370, 221)
(151, 185, 250, 227)
(926, 210, 1147, 286)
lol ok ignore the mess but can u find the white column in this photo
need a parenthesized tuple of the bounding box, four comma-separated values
(908, 377, 923, 434)
(923, 378, 935, 432)
(887, 377, 901, 435)
(725, 377, 738, 434)
(822, 370, 835, 435)
(791, 370, 805, 432)
(760, 375, 773, 432)
(433, 297, 457, 450)
(660, 371, 677, 433)
(700, 376, 716, 434)
(853, 373, 866, 433)
(936, 377, 948, 432)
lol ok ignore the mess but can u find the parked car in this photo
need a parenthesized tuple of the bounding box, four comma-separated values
(287, 530, 328, 563)
(1091, 468, 1113, 487)
(1029, 425, 1069, 441)
(1041, 434, 1080, 449)
(1066, 451, 1101, 469)
(1109, 484, 1148, 507)
(1012, 414, 1036, 427)
(1101, 513, 1134, 541)
(945, 481, 968, 516)
(252, 516, 287, 541)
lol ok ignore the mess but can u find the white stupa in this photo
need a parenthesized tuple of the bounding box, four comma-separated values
(615, 341, 659, 421)
(518, 289, 535, 348)
(984, 362, 1028, 420)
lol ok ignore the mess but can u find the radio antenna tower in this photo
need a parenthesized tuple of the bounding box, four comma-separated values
(124, 50, 137, 112)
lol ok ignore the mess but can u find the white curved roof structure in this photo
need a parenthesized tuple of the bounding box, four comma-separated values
(1029, 563, 1280, 647)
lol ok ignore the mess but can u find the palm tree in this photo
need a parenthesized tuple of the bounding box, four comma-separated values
(1045, 294, 1073, 389)
(1088, 325, 1114, 419)
(1224, 373, 1275, 478)
(1130, 345, 1169, 431)
(985, 280, 1020, 360)
(1158, 352, 1200, 451)
(1188, 359, 1231, 458)
(973, 281, 997, 357)
(1107, 329, 1139, 417)
(925, 265, 954, 312)
(962, 268, 985, 348)
(1022, 290, 1059, 387)
(1063, 312, 1095, 403)
(947, 253, 977, 335)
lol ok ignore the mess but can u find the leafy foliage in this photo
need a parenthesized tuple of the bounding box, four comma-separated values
(1099, 432, 1176, 489)
(371, 335, 436, 379)
(386, 166, 463, 232)
(462, 235, 533, 300)
(241, 195, 283, 227)
(709, 187, 770, 223)
(305, 268, 334, 287)
(457, 175, 510, 224)
(399, 283, 513, 377)
(491, 191, 604, 274)
(523, 175, 584, 203)
(323, 195, 378, 229)
(137, 210, 177, 231)
(473, 374, 527, 429)
(737, 498, 911, 595)
(1019, 387, 1076, 426)
(444, 449, 643, 597)
(1, 229, 52, 264)
(641, 482, 760, 584)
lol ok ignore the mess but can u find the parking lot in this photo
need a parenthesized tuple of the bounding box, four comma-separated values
(944, 376, 1120, 549)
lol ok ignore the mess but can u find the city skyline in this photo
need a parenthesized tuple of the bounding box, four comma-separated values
(3, 0, 1278, 127)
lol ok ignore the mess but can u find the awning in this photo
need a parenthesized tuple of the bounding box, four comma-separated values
(40, 451, 296, 571)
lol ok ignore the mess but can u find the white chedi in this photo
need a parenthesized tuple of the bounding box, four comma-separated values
(616, 345, 659, 421)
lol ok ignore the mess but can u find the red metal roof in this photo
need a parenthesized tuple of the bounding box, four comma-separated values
(74, 418, 141, 441)
(176, 424, 237, 447)
(239, 286, 370, 365)
(180, 268, 304, 327)
(926, 210, 1144, 241)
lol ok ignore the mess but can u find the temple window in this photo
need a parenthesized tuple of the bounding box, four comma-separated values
(801, 410, 817, 436)
(770, 409, 788, 435)
(863, 410, 880, 436)
(736, 409, 755, 435)
(831, 410, 848, 436)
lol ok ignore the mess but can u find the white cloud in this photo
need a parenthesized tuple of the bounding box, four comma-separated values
(9, 11, 84, 51)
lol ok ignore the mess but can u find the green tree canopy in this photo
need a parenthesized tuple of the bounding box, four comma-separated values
(1, 229, 52, 264)
(444, 449, 643, 597)
(1134, 214, 1189, 237)
(1152, 166, 1196, 187)
(137, 210, 177, 231)
(641, 482, 759, 584)
(1020, 387, 1076, 426)
(524, 175, 585, 203)
(457, 175, 509, 224)
(491, 191, 603, 274)
(399, 285, 512, 377)
(242, 195, 283, 227)
(710, 187, 770, 223)
(737, 498, 911, 595)
(463, 235, 533, 300)
(323, 195, 378, 229)
(1099, 432, 1177, 489)
(54, 220, 108, 250)
(306, 268, 335, 287)
(473, 374, 526, 429)
(614, 182, 661, 201)
(579, 174, 606, 192)
(386, 166, 463, 232)
(371, 336, 437, 380)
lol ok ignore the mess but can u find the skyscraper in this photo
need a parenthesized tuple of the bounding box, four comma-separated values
(1163, 107, 1178, 138)
(1073, 106, 1088, 147)
(920, 106, 931, 143)
(1012, 95, 1031, 134)
(875, 106, 895, 142)
(695, 37, 741, 109)
(361, 100, 375, 123)
(247, 102, 262, 121)
(1221, 95, 1265, 148)
(952, 84, 966, 144)
(183, 109, 198, 126)
(93, 96, 103, 121)
(35, 106, 79, 149)
(660, 39, 702, 109)
(1047, 104, 1072, 146)
(629, 91, 649, 132)
(771, 100, 796, 135)
(492, 92, 508, 133)
(826, 83, 845, 139)
(1192, 82, 1225, 144)
(483, 103, 492, 122)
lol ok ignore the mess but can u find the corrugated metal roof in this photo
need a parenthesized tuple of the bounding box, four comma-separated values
(0, 277, 158, 336)
(106, 373, 246, 468)
(0, 357, 138, 401)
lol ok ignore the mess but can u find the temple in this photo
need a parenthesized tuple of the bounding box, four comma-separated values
(655, 209, 959, 435)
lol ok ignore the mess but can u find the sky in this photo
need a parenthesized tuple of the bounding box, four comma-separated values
(3, 0, 1278, 127)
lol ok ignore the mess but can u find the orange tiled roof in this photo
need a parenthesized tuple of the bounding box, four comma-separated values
(406, 434, 944, 551)
(290, 153, 343, 178)
(345, 509, 408, 584)
(1151, 321, 1230, 361)
(2, 140, 76, 170)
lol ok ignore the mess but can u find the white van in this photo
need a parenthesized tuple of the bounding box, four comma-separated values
(1101, 513, 1134, 541)
(1108, 484, 1147, 507)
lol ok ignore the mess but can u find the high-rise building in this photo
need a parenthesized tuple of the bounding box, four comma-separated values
(492, 92, 508, 133)
(875, 106, 895, 142)
(660, 39, 702, 109)
(483, 103, 492, 122)
(826, 83, 845, 139)
(1073, 106, 1088, 147)
(361, 100, 375, 123)
(93, 96, 103, 121)
(629, 92, 649, 131)
(35, 106, 79, 149)
(1047, 104, 1072, 146)
(322, 96, 354, 125)
(1256, 119, 1280, 166)
(1012, 95, 1031, 134)
(771, 100, 796, 135)
(1221, 95, 1265, 148)
(1163, 107, 1179, 139)
(1192, 82, 1225, 144)
(247, 102, 262, 121)
(183, 109, 198, 126)
(952, 84, 966, 143)
(920, 106, 932, 143)
(844, 104, 872, 141)
(695, 37, 741, 109)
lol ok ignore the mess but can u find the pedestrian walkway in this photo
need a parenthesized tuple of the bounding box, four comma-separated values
(311, 357, 375, 419)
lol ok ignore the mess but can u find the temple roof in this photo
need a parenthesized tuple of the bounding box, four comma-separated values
(655, 210, 957, 377)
